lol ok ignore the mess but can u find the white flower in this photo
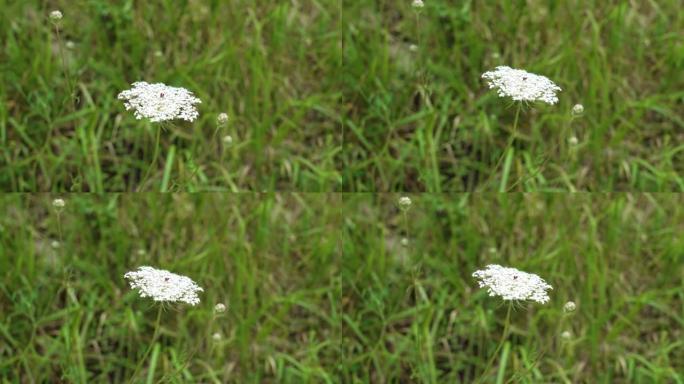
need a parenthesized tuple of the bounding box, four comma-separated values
(400, 237, 409, 247)
(568, 136, 578, 145)
(560, 330, 572, 340)
(117, 82, 201, 123)
(412, 0, 424, 8)
(222, 135, 233, 145)
(217, 113, 229, 125)
(472, 264, 552, 304)
(50, 240, 61, 249)
(398, 196, 412, 210)
(212, 332, 222, 341)
(214, 303, 227, 313)
(572, 103, 584, 115)
(52, 198, 65, 209)
(563, 301, 576, 313)
(481, 66, 561, 105)
(409, 44, 418, 52)
(49, 10, 63, 21)
(124, 266, 203, 305)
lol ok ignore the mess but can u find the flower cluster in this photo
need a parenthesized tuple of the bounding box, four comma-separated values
(472, 264, 552, 304)
(482, 66, 561, 105)
(117, 82, 201, 122)
(124, 266, 203, 305)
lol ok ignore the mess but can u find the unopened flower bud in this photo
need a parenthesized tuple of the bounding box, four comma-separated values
(572, 104, 584, 116)
(217, 113, 229, 125)
(52, 198, 65, 209)
(412, 0, 424, 8)
(214, 303, 227, 314)
(49, 10, 63, 21)
(398, 196, 412, 211)
(563, 301, 576, 313)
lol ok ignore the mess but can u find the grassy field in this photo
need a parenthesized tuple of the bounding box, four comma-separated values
(1, 1, 341, 192)
(342, 1, 684, 191)
(2, 193, 682, 382)
(0, 194, 340, 382)
(342, 193, 683, 382)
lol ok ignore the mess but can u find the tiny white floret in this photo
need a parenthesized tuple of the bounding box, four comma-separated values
(412, 0, 424, 8)
(398, 196, 412, 210)
(214, 303, 227, 313)
(124, 266, 203, 305)
(52, 198, 65, 209)
(217, 113, 229, 125)
(472, 264, 552, 304)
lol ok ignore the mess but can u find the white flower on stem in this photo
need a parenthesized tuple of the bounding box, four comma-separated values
(472, 264, 552, 304)
(117, 82, 201, 123)
(560, 330, 572, 341)
(398, 196, 412, 210)
(52, 198, 65, 209)
(124, 266, 204, 306)
(214, 303, 227, 313)
(217, 112, 229, 125)
(212, 332, 222, 342)
(572, 104, 584, 115)
(49, 10, 63, 21)
(481, 66, 561, 105)
(222, 135, 233, 145)
(412, 0, 424, 8)
(563, 301, 576, 313)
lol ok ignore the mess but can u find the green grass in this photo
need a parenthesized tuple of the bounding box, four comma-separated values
(341, 1, 684, 191)
(1, 1, 341, 191)
(342, 193, 684, 382)
(0, 194, 340, 382)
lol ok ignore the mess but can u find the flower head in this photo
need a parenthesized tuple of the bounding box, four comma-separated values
(572, 103, 584, 115)
(214, 303, 227, 314)
(482, 66, 561, 105)
(212, 332, 222, 342)
(563, 301, 576, 313)
(222, 135, 233, 145)
(52, 198, 65, 209)
(117, 82, 201, 123)
(412, 0, 424, 8)
(49, 10, 63, 21)
(217, 112, 229, 125)
(472, 264, 552, 304)
(560, 330, 572, 341)
(398, 196, 412, 210)
(124, 266, 203, 305)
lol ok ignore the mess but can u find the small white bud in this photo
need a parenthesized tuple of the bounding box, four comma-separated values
(412, 0, 424, 8)
(563, 301, 576, 313)
(409, 44, 418, 52)
(52, 198, 65, 209)
(400, 237, 409, 247)
(217, 112, 229, 125)
(51, 240, 61, 249)
(154, 50, 163, 58)
(65, 40, 75, 49)
(568, 136, 578, 146)
(214, 303, 227, 313)
(49, 10, 63, 21)
(222, 135, 233, 145)
(572, 104, 584, 116)
(398, 196, 412, 210)
(212, 332, 222, 342)
(560, 330, 572, 341)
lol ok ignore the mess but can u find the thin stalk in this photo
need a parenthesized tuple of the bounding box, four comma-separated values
(129, 305, 163, 383)
(53, 23, 75, 112)
(139, 126, 162, 191)
(478, 303, 513, 383)
(489, 103, 522, 190)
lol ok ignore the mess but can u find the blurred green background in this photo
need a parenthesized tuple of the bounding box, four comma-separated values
(342, 193, 683, 382)
(0, 194, 340, 382)
(341, 1, 684, 191)
(1, 1, 341, 192)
